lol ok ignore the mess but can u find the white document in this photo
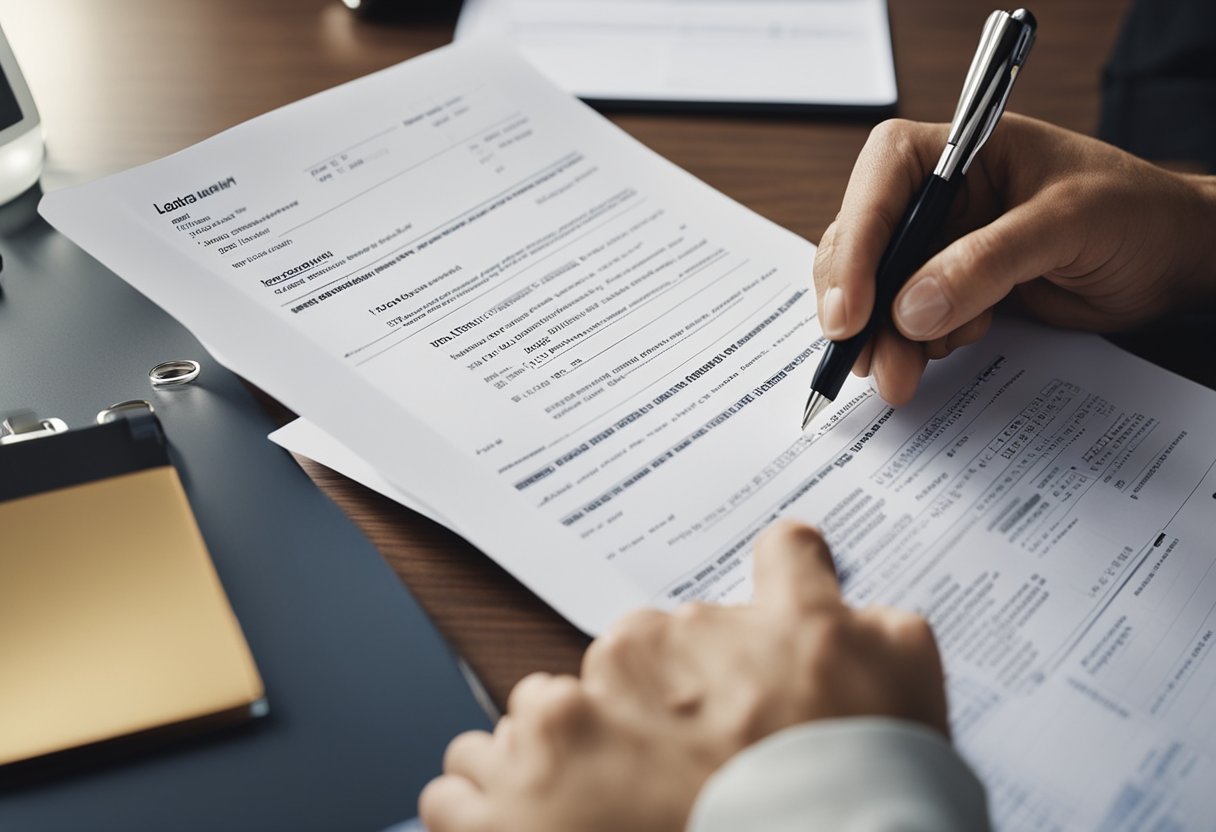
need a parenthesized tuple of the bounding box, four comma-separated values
(270, 417, 451, 528)
(455, 0, 897, 109)
(275, 321, 1216, 829)
(38, 41, 825, 632)
(39, 42, 1216, 829)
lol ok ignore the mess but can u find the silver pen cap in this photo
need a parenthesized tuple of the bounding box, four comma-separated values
(934, 8, 1036, 180)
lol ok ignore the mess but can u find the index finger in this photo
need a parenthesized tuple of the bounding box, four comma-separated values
(751, 520, 841, 612)
(814, 120, 947, 339)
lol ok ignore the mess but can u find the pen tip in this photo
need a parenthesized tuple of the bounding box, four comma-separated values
(801, 392, 831, 432)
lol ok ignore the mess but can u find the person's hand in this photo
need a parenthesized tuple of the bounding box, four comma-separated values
(813, 113, 1216, 405)
(419, 520, 949, 832)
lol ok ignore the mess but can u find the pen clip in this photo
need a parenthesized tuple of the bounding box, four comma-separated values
(936, 8, 1037, 180)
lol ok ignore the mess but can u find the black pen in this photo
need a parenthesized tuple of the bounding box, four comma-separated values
(802, 8, 1037, 431)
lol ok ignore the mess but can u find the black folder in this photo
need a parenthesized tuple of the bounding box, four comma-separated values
(0, 188, 492, 831)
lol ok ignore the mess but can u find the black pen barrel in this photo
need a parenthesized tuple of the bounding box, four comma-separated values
(811, 171, 964, 401)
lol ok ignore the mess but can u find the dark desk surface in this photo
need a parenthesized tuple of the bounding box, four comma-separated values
(0, 0, 1135, 706)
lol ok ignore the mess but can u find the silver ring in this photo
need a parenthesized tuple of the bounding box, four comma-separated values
(149, 359, 201, 388)
(96, 399, 155, 424)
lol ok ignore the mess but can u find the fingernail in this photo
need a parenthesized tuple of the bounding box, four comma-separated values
(822, 286, 846, 337)
(896, 278, 950, 337)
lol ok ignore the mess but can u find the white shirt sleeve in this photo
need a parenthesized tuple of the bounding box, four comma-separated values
(685, 717, 990, 832)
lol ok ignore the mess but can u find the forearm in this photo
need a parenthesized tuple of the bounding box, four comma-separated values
(686, 718, 990, 832)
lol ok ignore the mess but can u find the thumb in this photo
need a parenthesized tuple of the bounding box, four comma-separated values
(891, 198, 1082, 341)
(751, 520, 841, 612)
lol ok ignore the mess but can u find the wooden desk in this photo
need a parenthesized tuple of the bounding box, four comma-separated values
(0, 0, 1131, 706)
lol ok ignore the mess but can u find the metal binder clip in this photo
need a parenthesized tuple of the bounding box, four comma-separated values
(0, 409, 68, 445)
(95, 399, 164, 443)
(96, 399, 155, 425)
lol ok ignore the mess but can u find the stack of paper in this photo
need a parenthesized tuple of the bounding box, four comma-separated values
(455, 0, 898, 111)
(40, 43, 1216, 828)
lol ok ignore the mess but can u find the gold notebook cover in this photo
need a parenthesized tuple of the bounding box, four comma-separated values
(0, 465, 265, 766)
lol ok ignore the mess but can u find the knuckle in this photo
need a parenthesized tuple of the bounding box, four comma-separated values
(506, 671, 553, 716)
(442, 730, 482, 771)
(416, 778, 444, 825)
(613, 607, 670, 643)
(580, 633, 618, 677)
(419, 777, 478, 829)
(587, 608, 669, 670)
(493, 714, 514, 744)
(532, 676, 588, 733)
(508, 673, 591, 758)
(1044, 176, 1090, 213)
(507, 679, 590, 788)
(672, 600, 716, 626)
(866, 119, 943, 172)
(868, 118, 916, 151)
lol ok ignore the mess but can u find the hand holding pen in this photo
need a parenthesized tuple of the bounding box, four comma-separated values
(806, 9, 1216, 425)
(803, 8, 1035, 428)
